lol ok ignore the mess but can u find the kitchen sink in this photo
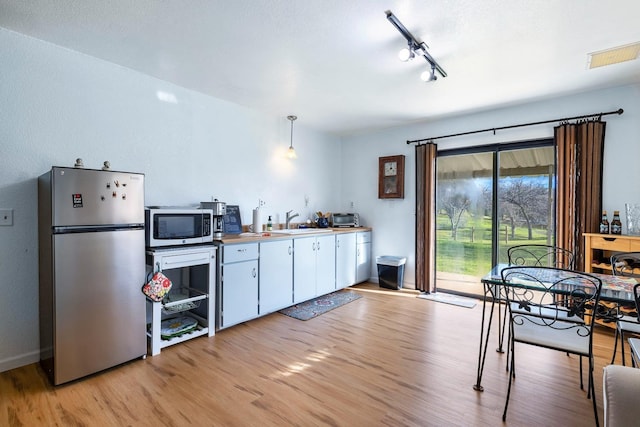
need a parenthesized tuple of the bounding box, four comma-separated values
(270, 228, 333, 235)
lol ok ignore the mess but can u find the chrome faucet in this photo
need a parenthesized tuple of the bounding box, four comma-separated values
(285, 210, 299, 229)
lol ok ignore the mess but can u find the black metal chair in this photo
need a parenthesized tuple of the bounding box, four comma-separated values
(500, 266, 602, 426)
(504, 245, 577, 369)
(609, 252, 640, 365)
(507, 244, 575, 269)
(629, 333, 640, 368)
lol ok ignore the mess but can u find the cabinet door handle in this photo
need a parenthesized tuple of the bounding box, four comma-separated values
(312, 242, 316, 251)
(252, 267, 257, 278)
(317, 241, 321, 251)
(288, 246, 292, 255)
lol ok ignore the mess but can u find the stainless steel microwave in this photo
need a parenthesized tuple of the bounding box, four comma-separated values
(331, 213, 360, 228)
(145, 207, 213, 247)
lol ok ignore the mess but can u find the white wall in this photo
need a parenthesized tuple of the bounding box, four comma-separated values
(0, 28, 342, 372)
(342, 84, 640, 290)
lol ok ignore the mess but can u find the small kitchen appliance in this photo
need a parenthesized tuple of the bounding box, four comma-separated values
(330, 213, 360, 228)
(145, 207, 214, 247)
(201, 199, 226, 239)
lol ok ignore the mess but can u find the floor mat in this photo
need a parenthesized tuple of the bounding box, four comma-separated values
(279, 291, 362, 320)
(417, 292, 477, 308)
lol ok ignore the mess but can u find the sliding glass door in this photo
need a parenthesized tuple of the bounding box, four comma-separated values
(496, 146, 556, 264)
(435, 142, 554, 297)
(435, 151, 494, 296)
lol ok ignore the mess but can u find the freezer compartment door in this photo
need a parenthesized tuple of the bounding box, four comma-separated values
(51, 167, 144, 227)
(53, 228, 146, 384)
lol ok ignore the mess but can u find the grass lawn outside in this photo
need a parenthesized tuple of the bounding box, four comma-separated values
(436, 214, 552, 279)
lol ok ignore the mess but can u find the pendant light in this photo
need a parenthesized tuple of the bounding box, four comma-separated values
(287, 115, 298, 159)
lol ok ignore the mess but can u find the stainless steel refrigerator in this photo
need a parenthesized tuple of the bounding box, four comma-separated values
(38, 166, 146, 385)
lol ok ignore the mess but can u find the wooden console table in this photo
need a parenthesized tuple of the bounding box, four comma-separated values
(584, 233, 640, 328)
(584, 233, 640, 274)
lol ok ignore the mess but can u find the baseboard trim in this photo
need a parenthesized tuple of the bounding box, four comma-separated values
(0, 350, 39, 373)
(371, 277, 416, 289)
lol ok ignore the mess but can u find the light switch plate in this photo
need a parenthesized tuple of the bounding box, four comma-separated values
(0, 209, 13, 226)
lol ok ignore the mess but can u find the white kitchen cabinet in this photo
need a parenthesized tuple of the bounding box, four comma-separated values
(216, 242, 259, 329)
(336, 232, 357, 289)
(212, 229, 368, 330)
(293, 237, 317, 303)
(293, 234, 336, 303)
(356, 231, 372, 283)
(259, 239, 294, 314)
(316, 235, 337, 295)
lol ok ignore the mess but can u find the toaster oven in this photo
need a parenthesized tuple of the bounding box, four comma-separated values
(330, 213, 360, 228)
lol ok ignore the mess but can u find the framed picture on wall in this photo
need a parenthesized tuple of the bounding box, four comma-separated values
(378, 155, 405, 199)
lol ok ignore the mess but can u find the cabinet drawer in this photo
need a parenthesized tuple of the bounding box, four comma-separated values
(356, 231, 371, 244)
(222, 243, 259, 263)
(629, 240, 640, 251)
(160, 251, 213, 270)
(590, 236, 630, 252)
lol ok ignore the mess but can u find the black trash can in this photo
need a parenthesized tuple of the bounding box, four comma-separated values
(376, 256, 407, 290)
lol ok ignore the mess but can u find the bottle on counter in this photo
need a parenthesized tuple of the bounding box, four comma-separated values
(267, 215, 273, 231)
(600, 211, 610, 234)
(611, 211, 622, 235)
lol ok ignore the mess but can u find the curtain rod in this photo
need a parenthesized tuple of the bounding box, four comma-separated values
(406, 108, 624, 145)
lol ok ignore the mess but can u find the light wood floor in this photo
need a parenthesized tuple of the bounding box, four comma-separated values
(1, 283, 624, 426)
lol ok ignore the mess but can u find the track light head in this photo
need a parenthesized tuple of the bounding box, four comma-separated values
(398, 47, 414, 62)
(398, 41, 418, 62)
(420, 66, 437, 82)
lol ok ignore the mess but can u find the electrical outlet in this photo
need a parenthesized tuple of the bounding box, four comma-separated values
(0, 209, 13, 226)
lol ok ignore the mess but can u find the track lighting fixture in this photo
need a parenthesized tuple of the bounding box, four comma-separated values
(287, 115, 297, 159)
(385, 10, 447, 81)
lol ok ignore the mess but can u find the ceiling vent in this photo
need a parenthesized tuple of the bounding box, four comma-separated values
(588, 42, 640, 69)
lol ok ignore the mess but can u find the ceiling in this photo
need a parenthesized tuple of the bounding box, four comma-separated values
(2, 0, 640, 135)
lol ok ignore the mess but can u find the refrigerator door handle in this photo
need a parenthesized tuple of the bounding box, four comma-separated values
(53, 224, 145, 234)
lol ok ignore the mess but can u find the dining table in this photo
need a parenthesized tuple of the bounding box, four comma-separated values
(474, 264, 639, 392)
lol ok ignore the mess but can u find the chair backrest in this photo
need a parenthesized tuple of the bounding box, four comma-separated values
(611, 252, 640, 278)
(635, 283, 640, 318)
(501, 266, 603, 332)
(507, 244, 575, 270)
(611, 253, 640, 323)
